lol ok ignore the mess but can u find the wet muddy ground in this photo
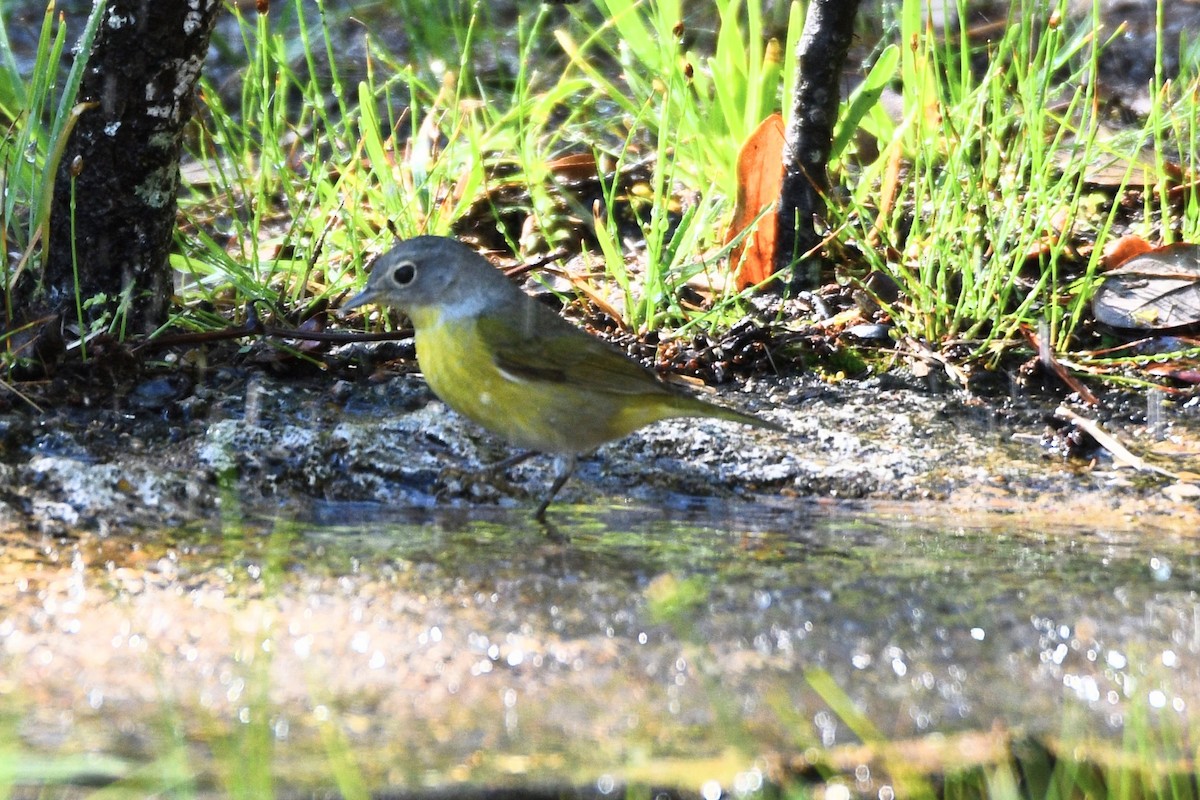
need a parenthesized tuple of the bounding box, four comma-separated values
(2, 364, 1198, 536)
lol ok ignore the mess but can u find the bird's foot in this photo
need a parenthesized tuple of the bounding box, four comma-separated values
(435, 451, 578, 521)
(435, 451, 540, 502)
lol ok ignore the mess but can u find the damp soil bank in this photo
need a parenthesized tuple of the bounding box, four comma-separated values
(1, 358, 1196, 536)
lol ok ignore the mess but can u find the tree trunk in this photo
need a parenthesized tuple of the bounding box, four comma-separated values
(43, 0, 221, 344)
(775, 0, 861, 291)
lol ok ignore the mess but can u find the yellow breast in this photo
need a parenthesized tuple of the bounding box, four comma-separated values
(413, 313, 682, 454)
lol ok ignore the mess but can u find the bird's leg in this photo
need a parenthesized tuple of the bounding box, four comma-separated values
(436, 450, 538, 501)
(470, 450, 540, 496)
(482, 450, 539, 474)
(534, 454, 577, 522)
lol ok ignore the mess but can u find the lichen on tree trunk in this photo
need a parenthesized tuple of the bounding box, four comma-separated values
(43, 0, 221, 342)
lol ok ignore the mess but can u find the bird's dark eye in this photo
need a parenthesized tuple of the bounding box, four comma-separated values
(391, 262, 416, 286)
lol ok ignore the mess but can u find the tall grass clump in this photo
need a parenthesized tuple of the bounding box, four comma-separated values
(842, 0, 1200, 365)
(0, 2, 104, 356)
(173, 0, 607, 336)
(10, 0, 1197, 372)
(554, 0, 805, 331)
(174, 0, 808, 335)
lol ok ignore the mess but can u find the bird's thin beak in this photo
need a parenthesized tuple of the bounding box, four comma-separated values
(339, 287, 378, 316)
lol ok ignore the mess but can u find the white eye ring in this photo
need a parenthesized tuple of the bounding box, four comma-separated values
(391, 261, 417, 286)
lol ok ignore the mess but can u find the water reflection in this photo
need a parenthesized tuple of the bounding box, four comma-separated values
(1, 503, 1196, 790)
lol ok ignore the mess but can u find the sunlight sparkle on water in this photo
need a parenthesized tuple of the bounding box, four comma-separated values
(733, 768, 763, 794)
(1150, 557, 1172, 581)
(824, 783, 851, 800)
(1064, 673, 1101, 702)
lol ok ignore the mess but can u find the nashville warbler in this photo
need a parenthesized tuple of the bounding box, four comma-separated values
(342, 236, 781, 519)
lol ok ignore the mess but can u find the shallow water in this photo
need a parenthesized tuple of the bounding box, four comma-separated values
(2, 502, 1196, 794)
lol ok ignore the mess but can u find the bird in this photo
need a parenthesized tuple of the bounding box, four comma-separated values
(342, 235, 782, 519)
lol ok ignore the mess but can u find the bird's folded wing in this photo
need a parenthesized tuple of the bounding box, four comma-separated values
(478, 310, 673, 397)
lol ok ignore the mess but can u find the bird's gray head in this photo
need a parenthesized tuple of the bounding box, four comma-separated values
(341, 236, 513, 320)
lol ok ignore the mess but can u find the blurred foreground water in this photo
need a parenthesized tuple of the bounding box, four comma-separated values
(1, 501, 1196, 795)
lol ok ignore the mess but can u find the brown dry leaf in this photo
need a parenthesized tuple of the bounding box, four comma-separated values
(545, 152, 599, 183)
(1085, 152, 1183, 188)
(1093, 242, 1200, 329)
(1021, 204, 1075, 262)
(1054, 144, 1183, 189)
(724, 113, 784, 290)
(1144, 363, 1200, 384)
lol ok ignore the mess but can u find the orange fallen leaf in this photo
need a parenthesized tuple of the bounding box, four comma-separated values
(1102, 233, 1153, 269)
(869, 139, 903, 248)
(725, 113, 784, 289)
